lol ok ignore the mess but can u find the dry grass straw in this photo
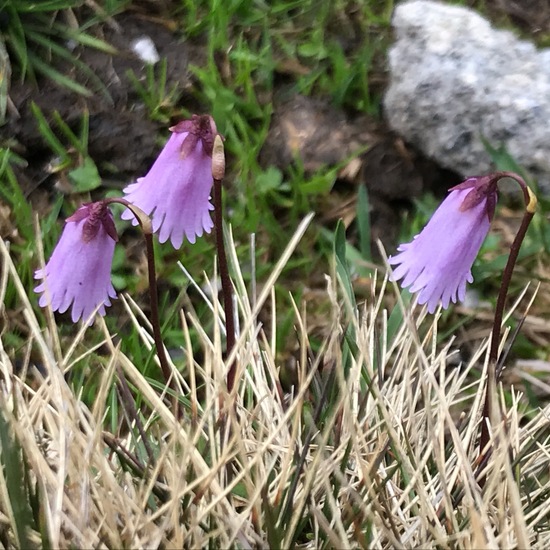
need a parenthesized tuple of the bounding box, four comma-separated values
(1, 225, 550, 548)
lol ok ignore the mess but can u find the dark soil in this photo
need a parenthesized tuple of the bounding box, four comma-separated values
(2, 11, 197, 198)
(0, 11, 452, 252)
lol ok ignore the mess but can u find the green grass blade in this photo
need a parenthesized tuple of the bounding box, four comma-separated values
(62, 29, 117, 54)
(28, 53, 93, 97)
(51, 110, 87, 154)
(23, 28, 111, 101)
(357, 184, 372, 261)
(334, 219, 356, 311)
(17, 1, 82, 12)
(30, 102, 71, 160)
(0, 149, 34, 241)
(0, 37, 11, 124)
(0, 410, 34, 549)
(386, 288, 412, 347)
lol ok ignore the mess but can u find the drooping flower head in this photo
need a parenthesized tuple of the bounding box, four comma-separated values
(34, 201, 118, 323)
(122, 114, 218, 249)
(389, 175, 498, 313)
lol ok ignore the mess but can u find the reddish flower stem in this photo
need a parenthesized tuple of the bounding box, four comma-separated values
(487, 210, 535, 367)
(213, 176, 237, 392)
(143, 231, 173, 389)
(477, 172, 536, 485)
(104, 198, 175, 397)
(211, 135, 237, 395)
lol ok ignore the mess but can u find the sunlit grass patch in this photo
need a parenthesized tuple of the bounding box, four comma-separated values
(2, 220, 550, 547)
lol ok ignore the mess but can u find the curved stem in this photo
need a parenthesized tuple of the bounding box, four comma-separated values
(477, 172, 536, 484)
(487, 209, 535, 367)
(493, 171, 537, 213)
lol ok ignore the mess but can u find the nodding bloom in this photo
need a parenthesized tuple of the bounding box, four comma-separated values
(34, 201, 118, 324)
(389, 176, 498, 313)
(122, 114, 218, 249)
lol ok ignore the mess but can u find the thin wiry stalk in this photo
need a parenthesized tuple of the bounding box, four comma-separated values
(479, 172, 537, 484)
(104, 198, 176, 400)
(213, 176, 237, 391)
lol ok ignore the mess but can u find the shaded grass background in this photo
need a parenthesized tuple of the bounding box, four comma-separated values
(1, 0, 550, 546)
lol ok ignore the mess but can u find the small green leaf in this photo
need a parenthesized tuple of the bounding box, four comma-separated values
(68, 157, 101, 192)
(297, 42, 327, 59)
(256, 166, 283, 194)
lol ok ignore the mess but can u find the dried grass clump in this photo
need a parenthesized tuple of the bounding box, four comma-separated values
(1, 226, 550, 548)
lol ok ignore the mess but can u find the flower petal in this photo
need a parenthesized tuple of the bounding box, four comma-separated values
(35, 203, 117, 324)
(122, 116, 217, 249)
(389, 184, 495, 312)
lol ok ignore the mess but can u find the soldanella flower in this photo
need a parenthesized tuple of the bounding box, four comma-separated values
(122, 114, 218, 249)
(389, 176, 498, 313)
(35, 201, 118, 323)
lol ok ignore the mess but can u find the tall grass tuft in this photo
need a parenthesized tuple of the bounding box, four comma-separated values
(1, 219, 550, 547)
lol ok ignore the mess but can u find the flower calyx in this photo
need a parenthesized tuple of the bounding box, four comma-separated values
(68, 201, 118, 243)
(170, 114, 219, 158)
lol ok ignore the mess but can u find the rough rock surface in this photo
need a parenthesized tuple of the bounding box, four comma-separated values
(384, 0, 550, 193)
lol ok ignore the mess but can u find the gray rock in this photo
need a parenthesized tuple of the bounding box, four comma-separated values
(384, 0, 550, 193)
